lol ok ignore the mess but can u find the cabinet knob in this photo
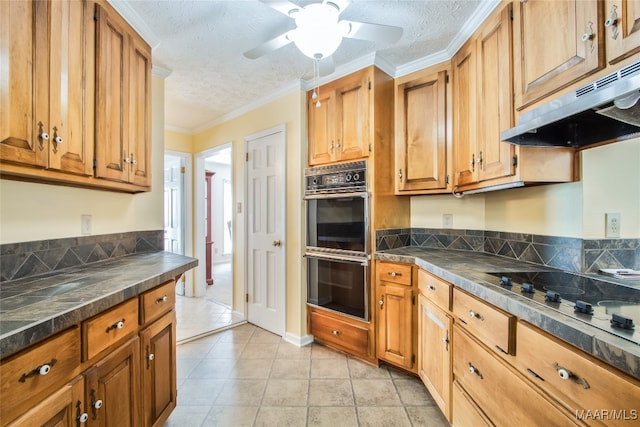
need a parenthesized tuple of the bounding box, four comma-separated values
(156, 295, 168, 304)
(19, 359, 57, 382)
(331, 330, 341, 335)
(428, 285, 436, 291)
(605, 5, 619, 39)
(77, 412, 89, 423)
(148, 353, 155, 361)
(39, 364, 51, 376)
(106, 319, 125, 333)
(379, 298, 384, 309)
(40, 132, 50, 141)
(94, 399, 103, 410)
(468, 362, 483, 379)
(469, 310, 483, 321)
(54, 136, 63, 144)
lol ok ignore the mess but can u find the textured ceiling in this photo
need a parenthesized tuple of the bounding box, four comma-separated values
(118, 0, 496, 133)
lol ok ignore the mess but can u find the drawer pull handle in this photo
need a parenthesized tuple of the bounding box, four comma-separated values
(468, 362, 483, 379)
(379, 297, 384, 309)
(469, 310, 483, 321)
(428, 285, 436, 291)
(106, 319, 125, 333)
(19, 359, 57, 382)
(553, 362, 590, 389)
(156, 295, 168, 304)
(388, 271, 401, 277)
(331, 330, 341, 335)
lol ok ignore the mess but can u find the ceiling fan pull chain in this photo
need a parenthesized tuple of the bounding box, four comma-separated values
(314, 56, 322, 108)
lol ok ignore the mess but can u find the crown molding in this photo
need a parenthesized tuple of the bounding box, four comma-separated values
(107, 0, 160, 48)
(152, 65, 172, 78)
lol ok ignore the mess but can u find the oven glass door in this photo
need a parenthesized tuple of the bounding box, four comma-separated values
(306, 193, 367, 253)
(306, 254, 369, 320)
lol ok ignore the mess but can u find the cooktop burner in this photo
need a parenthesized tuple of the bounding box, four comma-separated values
(484, 271, 640, 344)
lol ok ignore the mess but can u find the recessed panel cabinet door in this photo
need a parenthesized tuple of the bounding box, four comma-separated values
(336, 72, 370, 162)
(396, 71, 448, 192)
(513, 0, 604, 109)
(377, 282, 413, 370)
(604, 0, 640, 64)
(85, 337, 141, 427)
(308, 90, 335, 166)
(128, 35, 152, 187)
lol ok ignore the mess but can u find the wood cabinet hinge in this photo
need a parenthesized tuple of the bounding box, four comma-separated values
(411, 354, 416, 365)
(93, 4, 99, 21)
(93, 159, 97, 169)
(446, 174, 450, 185)
(368, 143, 372, 152)
(512, 154, 518, 168)
(445, 73, 450, 84)
(412, 295, 416, 305)
(368, 81, 372, 90)
(510, 7, 514, 20)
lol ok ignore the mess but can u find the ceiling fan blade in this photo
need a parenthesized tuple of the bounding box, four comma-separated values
(341, 20, 403, 44)
(243, 30, 295, 60)
(259, 0, 301, 17)
(318, 56, 335, 76)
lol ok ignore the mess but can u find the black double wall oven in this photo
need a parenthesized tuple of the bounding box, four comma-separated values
(305, 161, 370, 320)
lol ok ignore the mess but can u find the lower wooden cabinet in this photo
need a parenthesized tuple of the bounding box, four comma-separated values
(84, 336, 141, 426)
(418, 294, 453, 422)
(140, 310, 177, 427)
(0, 280, 177, 427)
(7, 376, 86, 427)
(376, 262, 417, 372)
(453, 324, 582, 427)
(308, 305, 372, 361)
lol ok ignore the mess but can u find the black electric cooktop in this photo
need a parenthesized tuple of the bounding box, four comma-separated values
(483, 271, 640, 344)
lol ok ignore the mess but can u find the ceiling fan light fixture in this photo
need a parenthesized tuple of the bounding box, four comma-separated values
(292, 2, 346, 59)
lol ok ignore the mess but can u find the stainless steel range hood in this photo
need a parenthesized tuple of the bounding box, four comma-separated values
(501, 61, 640, 148)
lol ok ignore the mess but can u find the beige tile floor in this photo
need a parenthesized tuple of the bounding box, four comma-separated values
(164, 323, 450, 427)
(176, 262, 243, 342)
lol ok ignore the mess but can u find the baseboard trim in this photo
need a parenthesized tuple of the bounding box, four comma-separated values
(284, 332, 314, 347)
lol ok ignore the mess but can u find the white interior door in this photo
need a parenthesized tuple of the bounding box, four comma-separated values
(246, 126, 286, 336)
(164, 153, 186, 295)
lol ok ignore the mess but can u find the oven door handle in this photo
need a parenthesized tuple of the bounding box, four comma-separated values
(304, 251, 369, 266)
(303, 191, 369, 200)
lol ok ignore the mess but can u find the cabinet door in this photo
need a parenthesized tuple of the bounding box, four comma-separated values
(127, 34, 152, 187)
(452, 40, 478, 187)
(85, 336, 141, 427)
(7, 376, 86, 427)
(0, 0, 47, 168)
(140, 311, 177, 427)
(47, 0, 94, 176)
(476, 3, 515, 183)
(604, 0, 640, 64)
(396, 71, 448, 192)
(418, 295, 452, 423)
(95, 3, 130, 183)
(308, 89, 335, 166)
(377, 282, 414, 369)
(335, 70, 370, 162)
(513, 0, 604, 109)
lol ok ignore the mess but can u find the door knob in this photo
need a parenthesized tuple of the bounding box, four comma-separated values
(272, 240, 282, 247)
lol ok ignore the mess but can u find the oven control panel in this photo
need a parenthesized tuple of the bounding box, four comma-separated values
(305, 161, 367, 193)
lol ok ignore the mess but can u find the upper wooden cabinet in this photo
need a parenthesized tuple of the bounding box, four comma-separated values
(395, 66, 451, 194)
(604, 0, 640, 64)
(0, 0, 151, 193)
(308, 68, 371, 166)
(95, 2, 152, 188)
(453, 2, 576, 193)
(513, 0, 605, 110)
(0, 0, 95, 176)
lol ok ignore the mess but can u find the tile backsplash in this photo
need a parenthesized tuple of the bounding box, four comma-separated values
(376, 228, 640, 273)
(0, 230, 164, 282)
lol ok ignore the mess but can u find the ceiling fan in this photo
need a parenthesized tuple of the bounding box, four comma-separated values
(243, 0, 403, 75)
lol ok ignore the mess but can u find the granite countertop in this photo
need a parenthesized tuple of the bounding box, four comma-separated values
(0, 251, 198, 358)
(375, 247, 640, 380)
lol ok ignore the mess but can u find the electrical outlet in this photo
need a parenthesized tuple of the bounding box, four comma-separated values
(605, 213, 621, 238)
(81, 214, 92, 235)
(443, 214, 453, 228)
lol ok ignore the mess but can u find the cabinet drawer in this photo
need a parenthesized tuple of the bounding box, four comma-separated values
(140, 280, 176, 325)
(418, 269, 452, 311)
(515, 321, 640, 426)
(452, 288, 515, 354)
(452, 380, 493, 427)
(83, 298, 139, 361)
(1, 327, 81, 425)
(377, 262, 412, 286)
(453, 325, 581, 427)
(310, 309, 369, 357)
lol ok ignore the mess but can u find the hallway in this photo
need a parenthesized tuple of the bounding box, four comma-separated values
(176, 262, 243, 342)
